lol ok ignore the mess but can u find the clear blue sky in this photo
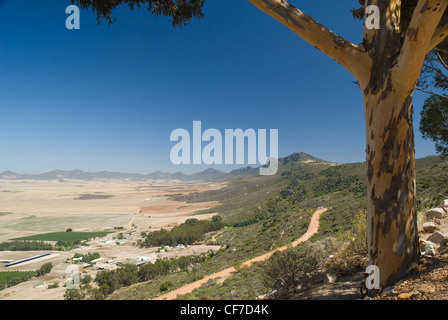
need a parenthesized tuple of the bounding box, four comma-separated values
(0, 0, 438, 174)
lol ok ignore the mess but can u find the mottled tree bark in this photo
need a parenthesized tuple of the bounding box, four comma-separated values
(362, 84, 419, 287)
(248, 0, 448, 287)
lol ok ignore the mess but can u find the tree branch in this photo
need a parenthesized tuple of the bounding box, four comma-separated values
(434, 49, 448, 70)
(430, 22, 448, 51)
(415, 87, 448, 99)
(247, 0, 369, 80)
(395, 0, 448, 91)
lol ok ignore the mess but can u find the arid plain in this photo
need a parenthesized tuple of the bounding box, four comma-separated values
(0, 178, 225, 300)
(0, 179, 224, 241)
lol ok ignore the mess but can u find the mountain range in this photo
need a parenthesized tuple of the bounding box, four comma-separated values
(0, 152, 326, 182)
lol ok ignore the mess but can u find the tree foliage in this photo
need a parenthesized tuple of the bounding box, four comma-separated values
(35, 262, 53, 276)
(140, 216, 224, 247)
(71, 0, 205, 27)
(0, 241, 53, 251)
(64, 251, 214, 299)
(420, 95, 448, 155)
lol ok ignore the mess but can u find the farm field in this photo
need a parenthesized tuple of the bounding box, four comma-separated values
(0, 271, 35, 289)
(11, 232, 110, 242)
(0, 178, 225, 300)
(0, 179, 225, 242)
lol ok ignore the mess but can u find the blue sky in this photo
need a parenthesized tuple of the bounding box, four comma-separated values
(0, 0, 438, 174)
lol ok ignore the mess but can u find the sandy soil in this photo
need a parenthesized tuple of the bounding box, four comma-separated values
(0, 179, 225, 241)
(153, 208, 327, 300)
(0, 178, 225, 300)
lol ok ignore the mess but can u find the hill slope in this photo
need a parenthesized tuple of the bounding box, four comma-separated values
(86, 152, 448, 300)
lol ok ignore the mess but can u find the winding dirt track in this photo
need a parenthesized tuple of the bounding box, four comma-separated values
(153, 207, 327, 300)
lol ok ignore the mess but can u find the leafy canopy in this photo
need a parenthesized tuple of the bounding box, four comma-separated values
(71, 0, 206, 27)
(420, 96, 448, 155)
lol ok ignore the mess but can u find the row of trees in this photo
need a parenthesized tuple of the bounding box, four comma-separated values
(0, 241, 53, 251)
(72, 252, 101, 263)
(65, 251, 214, 300)
(0, 271, 35, 291)
(35, 262, 53, 277)
(139, 216, 224, 247)
(0, 263, 53, 291)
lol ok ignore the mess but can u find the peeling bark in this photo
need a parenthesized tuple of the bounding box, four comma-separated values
(247, 0, 448, 288)
(363, 85, 419, 287)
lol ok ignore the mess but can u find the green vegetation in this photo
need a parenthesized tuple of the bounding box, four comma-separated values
(35, 262, 53, 276)
(48, 282, 59, 289)
(139, 216, 224, 247)
(0, 271, 35, 290)
(11, 231, 109, 242)
(72, 252, 101, 263)
(0, 240, 53, 251)
(420, 95, 448, 155)
(159, 281, 172, 292)
(81, 275, 92, 285)
(0, 263, 54, 291)
(178, 263, 267, 300)
(66, 252, 214, 300)
(108, 153, 448, 300)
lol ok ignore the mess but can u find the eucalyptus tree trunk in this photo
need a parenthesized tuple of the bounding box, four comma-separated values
(248, 0, 448, 287)
(362, 82, 419, 286)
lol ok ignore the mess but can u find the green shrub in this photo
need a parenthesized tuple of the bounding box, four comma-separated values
(159, 281, 172, 292)
(36, 263, 53, 276)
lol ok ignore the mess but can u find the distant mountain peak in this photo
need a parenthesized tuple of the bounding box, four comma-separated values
(0, 152, 336, 182)
(0, 170, 18, 175)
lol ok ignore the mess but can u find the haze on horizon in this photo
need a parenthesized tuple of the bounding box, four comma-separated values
(0, 0, 439, 175)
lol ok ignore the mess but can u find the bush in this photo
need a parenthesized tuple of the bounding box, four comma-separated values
(263, 250, 303, 298)
(159, 281, 172, 292)
(81, 275, 92, 285)
(324, 210, 368, 275)
(48, 282, 59, 289)
(263, 238, 339, 299)
(36, 263, 53, 276)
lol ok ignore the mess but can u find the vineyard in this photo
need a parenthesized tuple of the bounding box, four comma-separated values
(0, 271, 35, 290)
(11, 231, 109, 242)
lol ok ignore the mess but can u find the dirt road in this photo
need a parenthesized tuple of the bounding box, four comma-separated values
(153, 207, 327, 300)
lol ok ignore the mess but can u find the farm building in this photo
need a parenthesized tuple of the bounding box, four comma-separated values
(90, 258, 102, 264)
(5, 253, 52, 267)
(132, 260, 149, 266)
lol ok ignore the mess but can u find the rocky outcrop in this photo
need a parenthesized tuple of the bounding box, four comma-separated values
(420, 202, 448, 256)
(426, 208, 445, 220)
(441, 199, 448, 213)
(427, 231, 448, 245)
(423, 222, 440, 233)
